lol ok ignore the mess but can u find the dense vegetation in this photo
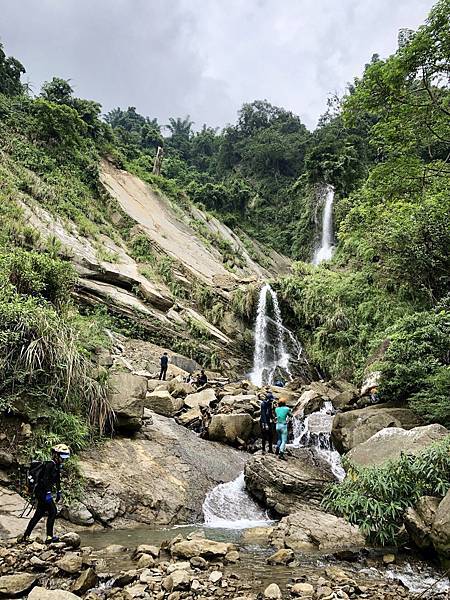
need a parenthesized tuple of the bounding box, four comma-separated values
(324, 437, 450, 545)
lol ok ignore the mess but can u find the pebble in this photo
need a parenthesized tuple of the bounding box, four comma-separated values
(264, 583, 282, 599)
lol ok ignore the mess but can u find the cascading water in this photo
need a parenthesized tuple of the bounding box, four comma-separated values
(313, 185, 335, 265)
(202, 473, 271, 529)
(291, 400, 345, 480)
(249, 283, 294, 387)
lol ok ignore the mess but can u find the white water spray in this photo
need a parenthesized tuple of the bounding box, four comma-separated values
(291, 400, 345, 480)
(249, 284, 293, 387)
(313, 185, 335, 265)
(202, 473, 271, 529)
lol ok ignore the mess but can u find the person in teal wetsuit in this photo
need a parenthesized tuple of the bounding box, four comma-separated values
(275, 398, 291, 460)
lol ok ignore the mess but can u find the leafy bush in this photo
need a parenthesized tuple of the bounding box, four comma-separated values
(323, 437, 450, 545)
(410, 367, 450, 427)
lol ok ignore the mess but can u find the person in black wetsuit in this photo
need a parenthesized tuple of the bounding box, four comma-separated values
(196, 369, 208, 387)
(19, 444, 70, 544)
(260, 391, 275, 454)
(159, 352, 169, 380)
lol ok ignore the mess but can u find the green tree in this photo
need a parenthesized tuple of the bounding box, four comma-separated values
(0, 43, 25, 96)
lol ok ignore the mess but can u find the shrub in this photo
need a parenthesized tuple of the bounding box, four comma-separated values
(323, 437, 450, 545)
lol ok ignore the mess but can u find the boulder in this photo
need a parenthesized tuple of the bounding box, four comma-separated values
(403, 496, 441, 550)
(60, 501, 94, 526)
(244, 451, 335, 516)
(170, 354, 200, 374)
(80, 413, 245, 526)
(346, 424, 449, 467)
(271, 508, 365, 552)
(135, 544, 159, 558)
(267, 548, 294, 565)
(184, 388, 216, 409)
(71, 568, 98, 595)
(431, 490, 450, 558)
(293, 389, 322, 417)
(208, 413, 254, 444)
(331, 404, 422, 453)
(145, 390, 184, 417)
(29, 589, 80, 600)
(108, 372, 147, 432)
(292, 582, 314, 597)
(168, 380, 196, 398)
(360, 371, 381, 396)
(332, 389, 358, 411)
(170, 538, 233, 559)
(163, 569, 191, 591)
(178, 407, 201, 426)
(60, 532, 81, 549)
(264, 583, 282, 599)
(0, 573, 36, 597)
(0, 450, 13, 468)
(55, 552, 83, 574)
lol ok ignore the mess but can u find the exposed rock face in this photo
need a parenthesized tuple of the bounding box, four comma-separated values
(0, 486, 38, 540)
(80, 413, 246, 526)
(244, 451, 335, 517)
(108, 372, 147, 432)
(404, 496, 441, 550)
(331, 404, 422, 453)
(431, 490, 450, 558)
(145, 390, 184, 417)
(271, 508, 365, 552)
(184, 388, 216, 409)
(60, 501, 94, 527)
(347, 424, 449, 467)
(208, 413, 254, 444)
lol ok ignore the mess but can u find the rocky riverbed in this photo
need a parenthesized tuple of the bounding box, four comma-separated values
(2, 528, 446, 600)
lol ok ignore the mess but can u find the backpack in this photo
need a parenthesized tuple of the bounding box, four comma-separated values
(26, 460, 45, 497)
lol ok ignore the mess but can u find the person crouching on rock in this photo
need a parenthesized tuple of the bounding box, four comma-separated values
(275, 399, 291, 461)
(260, 392, 274, 454)
(18, 444, 71, 544)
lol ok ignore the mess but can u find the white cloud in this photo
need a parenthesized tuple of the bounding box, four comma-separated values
(0, 0, 435, 129)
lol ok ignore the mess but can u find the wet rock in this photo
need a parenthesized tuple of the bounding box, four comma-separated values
(108, 372, 147, 432)
(242, 526, 274, 543)
(60, 532, 81, 549)
(267, 548, 294, 565)
(184, 388, 216, 409)
(135, 544, 159, 558)
(29, 588, 80, 600)
(347, 424, 449, 467)
(208, 413, 254, 444)
(331, 404, 423, 453)
(71, 567, 98, 595)
(145, 390, 184, 417)
(291, 582, 314, 597)
(404, 496, 440, 550)
(264, 583, 282, 599)
(56, 552, 83, 574)
(0, 573, 36, 597)
(431, 489, 450, 558)
(171, 538, 233, 559)
(244, 451, 335, 516)
(60, 502, 94, 527)
(271, 508, 364, 552)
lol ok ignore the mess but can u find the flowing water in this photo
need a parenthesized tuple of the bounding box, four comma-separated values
(202, 472, 272, 529)
(291, 400, 345, 480)
(249, 283, 295, 387)
(313, 185, 335, 265)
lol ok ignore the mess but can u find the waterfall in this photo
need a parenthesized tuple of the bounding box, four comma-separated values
(202, 473, 271, 529)
(249, 283, 293, 387)
(291, 400, 345, 480)
(313, 185, 335, 265)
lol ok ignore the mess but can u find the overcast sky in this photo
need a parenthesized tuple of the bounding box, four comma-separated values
(1, 0, 435, 131)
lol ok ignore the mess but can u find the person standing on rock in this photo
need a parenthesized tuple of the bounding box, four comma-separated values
(260, 392, 274, 454)
(275, 399, 291, 460)
(18, 444, 70, 544)
(159, 352, 169, 380)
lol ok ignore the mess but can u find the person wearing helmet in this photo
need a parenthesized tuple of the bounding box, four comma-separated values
(18, 444, 70, 544)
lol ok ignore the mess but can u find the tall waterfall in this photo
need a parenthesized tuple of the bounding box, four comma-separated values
(249, 283, 292, 387)
(313, 185, 335, 265)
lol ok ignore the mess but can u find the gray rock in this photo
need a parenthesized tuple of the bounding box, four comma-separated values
(60, 501, 94, 526)
(208, 413, 254, 444)
(29, 588, 80, 600)
(431, 490, 450, 558)
(331, 404, 422, 453)
(404, 496, 441, 550)
(171, 538, 233, 559)
(244, 451, 335, 516)
(70, 568, 98, 595)
(184, 388, 216, 409)
(264, 583, 282, 599)
(60, 532, 81, 549)
(145, 390, 184, 417)
(0, 573, 36, 597)
(267, 548, 294, 564)
(346, 424, 449, 467)
(55, 552, 83, 574)
(108, 372, 147, 432)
